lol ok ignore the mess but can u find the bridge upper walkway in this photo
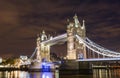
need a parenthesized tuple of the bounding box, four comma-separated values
(41, 33, 67, 46)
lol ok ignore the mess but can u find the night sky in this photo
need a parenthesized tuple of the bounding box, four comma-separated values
(0, 0, 120, 58)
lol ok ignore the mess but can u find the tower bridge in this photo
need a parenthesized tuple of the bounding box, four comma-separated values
(27, 14, 120, 66)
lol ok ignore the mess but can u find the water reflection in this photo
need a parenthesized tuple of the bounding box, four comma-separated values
(30, 70, 59, 78)
(0, 71, 30, 78)
(20, 71, 30, 78)
(0, 69, 120, 78)
(93, 69, 120, 78)
(41, 72, 53, 78)
(0, 70, 59, 78)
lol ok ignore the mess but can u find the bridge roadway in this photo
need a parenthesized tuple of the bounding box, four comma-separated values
(76, 58, 120, 62)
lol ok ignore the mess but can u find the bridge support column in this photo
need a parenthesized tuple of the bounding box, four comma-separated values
(41, 43, 51, 61)
(36, 36, 41, 61)
(67, 23, 76, 60)
(66, 15, 87, 59)
(73, 15, 87, 59)
(40, 31, 51, 62)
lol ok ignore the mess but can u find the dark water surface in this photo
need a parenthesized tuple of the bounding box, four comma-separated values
(0, 69, 120, 78)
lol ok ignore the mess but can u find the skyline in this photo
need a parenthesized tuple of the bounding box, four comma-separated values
(0, 0, 120, 58)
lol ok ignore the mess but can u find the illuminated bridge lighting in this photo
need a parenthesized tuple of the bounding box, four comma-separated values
(23, 15, 120, 68)
(77, 57, 120, 62)
(41, 62, 51, 72)
(41, 33, 67, 46)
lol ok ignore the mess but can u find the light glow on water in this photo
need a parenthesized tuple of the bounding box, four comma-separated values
(41, 72, 53, 78)
(19, 71, 30, 78)
(0, 69, 120, 78)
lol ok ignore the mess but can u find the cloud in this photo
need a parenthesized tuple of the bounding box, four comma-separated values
(0, 0, 120, 57)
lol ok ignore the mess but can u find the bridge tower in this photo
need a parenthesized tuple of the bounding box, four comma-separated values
(74, 14, 87, 59)
(67, 22, 76, 59)
(36, 35, 41, 61)
(67, 14, 86, 59)
(40, 30, 51, 61)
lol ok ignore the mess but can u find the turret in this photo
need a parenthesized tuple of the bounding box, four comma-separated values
(73, 14, 81, 28)
(48, 34, 53, 40)
(81, 20, 86, 38)
(82, 20, 85, 29)
(41, 30, 47, 41)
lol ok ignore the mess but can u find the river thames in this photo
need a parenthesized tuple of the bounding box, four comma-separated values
(0, 69, 120, 78)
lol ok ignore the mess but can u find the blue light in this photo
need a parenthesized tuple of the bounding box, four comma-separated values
(41, 62, 51, 72)
(78, 53, 84, 59)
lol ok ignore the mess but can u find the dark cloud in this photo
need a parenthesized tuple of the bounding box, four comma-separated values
(0, 0, 120, 57)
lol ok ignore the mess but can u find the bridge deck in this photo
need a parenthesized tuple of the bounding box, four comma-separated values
(76, 58, 120, 62)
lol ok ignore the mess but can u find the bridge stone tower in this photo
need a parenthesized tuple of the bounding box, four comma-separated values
(36, 35, 41, 61)
(67, 22, 76, 59)
(67, 14, 86, 60)
(36, 30, 51, 62)
(40, 30, 51, 61)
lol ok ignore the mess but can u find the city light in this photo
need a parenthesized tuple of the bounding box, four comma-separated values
(41, 62, 51, 72)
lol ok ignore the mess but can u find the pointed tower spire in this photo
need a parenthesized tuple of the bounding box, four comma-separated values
(42, 30, 45, 34)
(73, 14, 81, 28)
(82, 20, 85, 29)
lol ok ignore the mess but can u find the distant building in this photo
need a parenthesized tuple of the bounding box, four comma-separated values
(0, 57, 2, 63)
(20, 55, 28, 61)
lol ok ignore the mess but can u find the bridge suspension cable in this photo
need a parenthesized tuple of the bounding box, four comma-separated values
(86, 38, 106, 49)
(76, 35, 120, 57)
(86, 38, 120, 55)
(29, 47, 37, 59)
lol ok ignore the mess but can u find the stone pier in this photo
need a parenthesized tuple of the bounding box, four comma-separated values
(59, 60, 93, 75)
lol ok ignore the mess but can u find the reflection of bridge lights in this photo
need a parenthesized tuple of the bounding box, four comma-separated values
(19, 71, 30, 78)
(41, 72, 53, 78)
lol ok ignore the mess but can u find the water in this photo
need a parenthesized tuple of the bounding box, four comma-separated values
(0, 69, 120, 78)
